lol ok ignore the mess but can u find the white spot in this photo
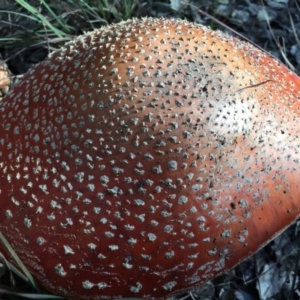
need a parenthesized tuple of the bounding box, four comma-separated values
(128, 238, 137, 245)
(148, 233, 156, 242)
(63, 245, 75, 254)
(152, 165, 163, 174)
(178, 195, 188, 204)
(55, 264, 67, 277)
(130, 282, 143, 293)
(36, 237, 46, 245)
(221, 229, 231, 239)
(82, 280, 94, 289)
(191, 184, 202, 191)
(168, 160, 178, 171)
(88, 243, 97, 250)
(165, 250, 175, 258)
(24, 218, 31, 228)
(123, 260, 133, 269)
(108, 245, 119, 251)
(134, 199, 145, 206)
(124, 224, 135, 231)
(5, 210, 12, 219)
(163, 281, 177, 291)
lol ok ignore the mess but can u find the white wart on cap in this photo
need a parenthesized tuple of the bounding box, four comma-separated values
(0, 17, 300, 299)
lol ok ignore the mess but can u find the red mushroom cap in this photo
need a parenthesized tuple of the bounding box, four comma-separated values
(1, 17, 300, 299)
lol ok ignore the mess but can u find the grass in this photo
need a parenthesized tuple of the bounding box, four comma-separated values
(0, 0, 300, 299)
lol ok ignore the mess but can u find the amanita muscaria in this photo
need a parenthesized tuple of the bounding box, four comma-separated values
(1, 17, 300, 299)
(0, 59, 11, 101)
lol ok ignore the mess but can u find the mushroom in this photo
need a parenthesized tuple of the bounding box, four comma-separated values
(0, 58, 11, 101)
(0, 17, 300, 299)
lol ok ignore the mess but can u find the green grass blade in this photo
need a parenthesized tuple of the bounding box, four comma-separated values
(41, 0, 74, 32)
(15, 0, 65, 38)
(0, 231, 40, 292)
